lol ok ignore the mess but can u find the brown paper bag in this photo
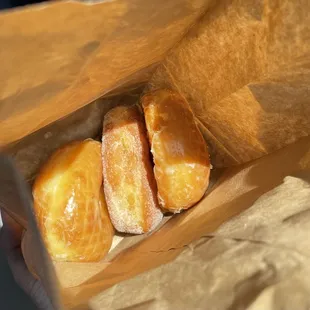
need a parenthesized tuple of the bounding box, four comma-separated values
(1, 0, 310, 309)
(87, 140, 310, 310)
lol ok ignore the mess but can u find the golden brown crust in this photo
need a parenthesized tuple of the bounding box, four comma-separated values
(102, 105, 163, 234)
(33, 140, 114, 262)
(142, 89, 210, 212)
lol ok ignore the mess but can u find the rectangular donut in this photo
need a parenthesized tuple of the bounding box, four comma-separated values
(142, 89, 211, 212)
(102, 105, 163, 234)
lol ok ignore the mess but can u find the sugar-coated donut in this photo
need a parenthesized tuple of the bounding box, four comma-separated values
(102, 105, 163, 234)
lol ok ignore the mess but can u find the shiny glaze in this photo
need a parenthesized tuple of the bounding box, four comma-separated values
(33, 140, 114, 262)
(142, 90, 210, 212)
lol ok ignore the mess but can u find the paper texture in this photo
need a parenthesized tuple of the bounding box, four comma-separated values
(0, 0, 209, 146)
(150, 0, 310, 167)
(91, 175, 310, 310)
(0, 0, 309, 309)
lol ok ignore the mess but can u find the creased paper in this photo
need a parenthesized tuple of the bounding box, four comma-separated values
(90, 174, 310, 310)
(0, 0, 209, 146)
(150, 0, 310, 167)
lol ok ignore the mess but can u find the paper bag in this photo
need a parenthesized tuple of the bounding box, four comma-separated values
(88, 139, 310, 310)
(1, 0, 310, 309)
(0, 0, 208, 146)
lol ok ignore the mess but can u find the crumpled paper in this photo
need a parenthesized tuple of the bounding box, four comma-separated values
(150, 0, 310, 167)
(90, 175, 310, 310)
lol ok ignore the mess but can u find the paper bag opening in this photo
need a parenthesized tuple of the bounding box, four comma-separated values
(1, 0, 310, 309)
